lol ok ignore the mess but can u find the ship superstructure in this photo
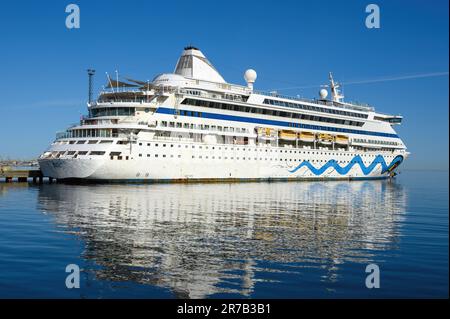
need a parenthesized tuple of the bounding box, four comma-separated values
(39, 47, 408, 181)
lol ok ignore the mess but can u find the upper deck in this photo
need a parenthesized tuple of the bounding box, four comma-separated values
(93, 46, 402, 125)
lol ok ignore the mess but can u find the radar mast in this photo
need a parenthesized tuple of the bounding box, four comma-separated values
(329, 72, 344, 103)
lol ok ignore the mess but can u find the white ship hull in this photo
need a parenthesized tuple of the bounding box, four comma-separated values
(39, 140, 405, 182)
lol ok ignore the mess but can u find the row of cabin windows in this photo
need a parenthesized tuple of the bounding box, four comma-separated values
(58, 139, 394, 154)
(138, 154, 181, 158)
(136, 142, 388, 157)
(181, 98, 365, 127)
(91, 107, 135, 117)
(61, 129, 113, 139)
(353, 138, 399, 146)
(263, 99, 369, 119)
(135, 154, 386, 164)
(160, 120, 249, 133)
(64, 139, 113, 145)
(373, 116, 402, 124)
(110, 155, 129, 160)
(52, 151, 105, 156)
(161, 106, 397, 138)
(54, 149, 391, 164)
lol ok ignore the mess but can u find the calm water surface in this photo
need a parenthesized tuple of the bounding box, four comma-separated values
(0, 170, 448, 298)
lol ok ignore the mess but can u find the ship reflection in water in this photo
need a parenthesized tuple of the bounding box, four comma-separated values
(37, 180, 406, 298)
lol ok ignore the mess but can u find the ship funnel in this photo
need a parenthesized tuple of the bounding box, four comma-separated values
(174, 46, 226, 83)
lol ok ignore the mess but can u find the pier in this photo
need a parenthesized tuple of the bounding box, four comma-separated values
(0, 166, 53, 183)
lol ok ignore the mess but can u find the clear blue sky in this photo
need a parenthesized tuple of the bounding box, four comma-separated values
(0, 0, 448, 170)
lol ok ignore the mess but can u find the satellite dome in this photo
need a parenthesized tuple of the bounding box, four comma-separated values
(319, 88, 328, 99)
(244, 69, 257, 83)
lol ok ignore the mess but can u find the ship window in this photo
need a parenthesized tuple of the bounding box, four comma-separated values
(90, 151, 105, 155)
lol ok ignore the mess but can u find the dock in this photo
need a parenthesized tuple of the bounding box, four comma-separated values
(0, 166, 54, 183)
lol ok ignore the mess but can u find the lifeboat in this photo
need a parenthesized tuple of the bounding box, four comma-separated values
(298, 131, 315, 142)
(335, 134, 349, 145)
(278, 130, 297, 140)
(318, 133, 333, 145)
(257, 127, 276, 140)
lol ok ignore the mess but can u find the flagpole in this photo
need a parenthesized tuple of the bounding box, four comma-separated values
(115, 70, 119, 92)
(106, 72, 115, 93)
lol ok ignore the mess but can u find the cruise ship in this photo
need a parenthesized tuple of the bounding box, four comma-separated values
(38, 47, 408, 182)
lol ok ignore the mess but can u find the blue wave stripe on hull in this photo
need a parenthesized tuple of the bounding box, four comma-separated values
(288, 155, 404, 176)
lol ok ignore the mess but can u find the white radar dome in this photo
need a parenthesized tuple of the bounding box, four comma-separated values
(244, 69, 257, 83)
(319, 88, 328, 99)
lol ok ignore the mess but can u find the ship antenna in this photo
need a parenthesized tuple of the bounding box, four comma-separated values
(115, 70, 119, 92)
(329, 72, 344, 103)
(106, 72, 115, 93)
(87, 69, 95, 104)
